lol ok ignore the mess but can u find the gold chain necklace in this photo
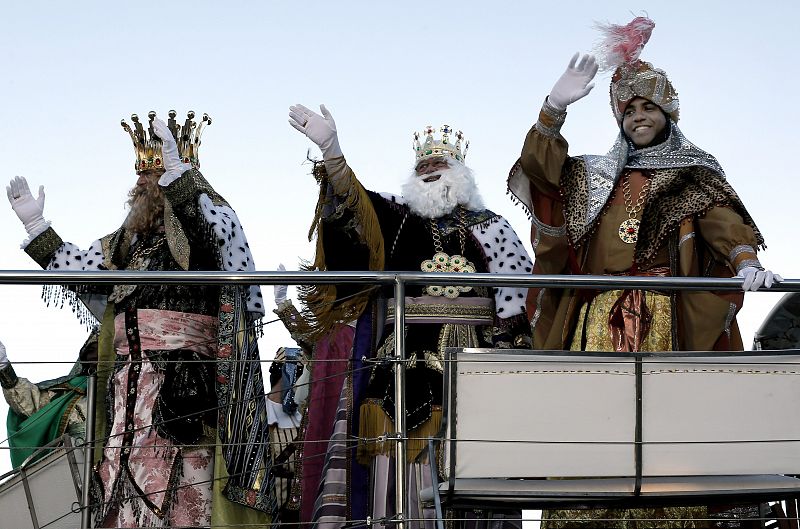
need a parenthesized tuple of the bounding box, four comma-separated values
(420, 207, 475, 298)
(618, 173, 651, 244)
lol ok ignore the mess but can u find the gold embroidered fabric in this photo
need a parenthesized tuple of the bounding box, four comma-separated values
(570, 289, 672, 352)
(163, 168, 226, 208)
(24, 228, 64, 268)
(547, 290, 692, 527)
(163, 200, 190, 271)
(385, 296, 494, 326)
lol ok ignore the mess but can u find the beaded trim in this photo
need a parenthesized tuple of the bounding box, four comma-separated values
(729, 244, 756, 263)
(736, 258, 763, 274)
(723, 302, 737, 339)
(678, 231, 695, 248)
(530, 288, 546, 335)
(532, 210, 567, 238)
(535, 98, 568, 138)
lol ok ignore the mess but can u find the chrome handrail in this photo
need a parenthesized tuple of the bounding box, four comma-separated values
(1, 269, 797, 529)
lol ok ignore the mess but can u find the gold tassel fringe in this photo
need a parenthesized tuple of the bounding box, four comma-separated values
(356, 399, 442, 465)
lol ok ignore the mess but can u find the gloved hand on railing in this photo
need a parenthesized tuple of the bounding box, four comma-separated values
(737, 266, 783, 291)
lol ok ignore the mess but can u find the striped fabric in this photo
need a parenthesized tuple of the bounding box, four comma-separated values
(311, 378, 352, 528)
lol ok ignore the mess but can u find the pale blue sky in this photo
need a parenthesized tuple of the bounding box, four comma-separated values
(0, 1, 797, 482)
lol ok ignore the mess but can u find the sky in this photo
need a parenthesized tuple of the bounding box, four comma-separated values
(0, 0, 797, 502)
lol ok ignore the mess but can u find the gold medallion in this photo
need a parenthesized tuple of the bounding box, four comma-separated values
(618, 218, 640, 244)
(420, 252, 475, 298)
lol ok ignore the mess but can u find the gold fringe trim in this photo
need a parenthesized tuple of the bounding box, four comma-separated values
(299, 160, 385, 341)
(356, 399, 442, 465)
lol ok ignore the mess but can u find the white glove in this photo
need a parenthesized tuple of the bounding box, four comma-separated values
(0, 340, 8, 369)
(7, 176, 48, 236)
(548, 53, 599, 110)
(737, 266, 783, 291)
(274, 263, 288, 306)
(288, 104, 343, 160)
(152, 118, 191, 186)
(293, 367, 311, 409)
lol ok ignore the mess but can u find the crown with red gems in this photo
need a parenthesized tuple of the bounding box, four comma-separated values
(413, 124, 469, 164)
(121, 110, 211, 173)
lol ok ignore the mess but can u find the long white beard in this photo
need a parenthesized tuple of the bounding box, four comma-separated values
(401, 161, 484, 219)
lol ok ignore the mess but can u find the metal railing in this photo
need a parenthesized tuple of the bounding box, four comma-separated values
(0, 269, 798, 529)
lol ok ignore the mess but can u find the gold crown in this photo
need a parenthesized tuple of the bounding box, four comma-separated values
(121, 110, 211, 173)
(413, 125, 468, 164)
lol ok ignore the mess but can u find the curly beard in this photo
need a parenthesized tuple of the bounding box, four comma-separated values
(125, 176, 165, 235)
(401, 160, 484, 219)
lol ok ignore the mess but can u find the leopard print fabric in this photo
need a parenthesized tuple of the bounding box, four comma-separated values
(561, 161, 764, 266)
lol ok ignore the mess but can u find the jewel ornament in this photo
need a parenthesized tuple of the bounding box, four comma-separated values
(121, 110, 211, 174)
(421, 251, 476, 298)
(413, 124, 469, 164)
(618, 172, 651, 244)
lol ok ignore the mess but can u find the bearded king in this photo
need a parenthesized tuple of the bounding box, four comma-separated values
(288, 103, 531, 527)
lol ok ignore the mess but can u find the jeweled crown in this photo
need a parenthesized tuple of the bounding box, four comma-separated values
(413, 125, 468, 164)
(121, 110, 211, 174)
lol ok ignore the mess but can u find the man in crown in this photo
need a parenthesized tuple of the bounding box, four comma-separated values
(507, 17, 780, 527)
(289, 104, 530, 527)
(6, 112, 274, 527)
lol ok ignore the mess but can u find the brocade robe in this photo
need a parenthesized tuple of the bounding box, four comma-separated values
(23, 168, 273, 528)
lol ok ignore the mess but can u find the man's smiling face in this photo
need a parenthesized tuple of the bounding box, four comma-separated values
(622, 97, 667, 148)
(414, 157, 450, 182)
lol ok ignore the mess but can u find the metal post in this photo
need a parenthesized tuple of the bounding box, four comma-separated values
(634, 355, 643, 496)
(81, 373, 97, 529)
(393, 277, 407, 529)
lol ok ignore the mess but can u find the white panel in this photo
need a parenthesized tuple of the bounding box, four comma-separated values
(452, 352, 636, 478)
(642, 354, 800, 476)
(0, 445, 84, 529)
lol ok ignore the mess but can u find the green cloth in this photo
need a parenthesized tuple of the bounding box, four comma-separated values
(211, 434, 271, 529)
(6, 375, 87, 468)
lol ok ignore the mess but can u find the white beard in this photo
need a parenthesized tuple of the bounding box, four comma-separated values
(401, 160, 484, 219)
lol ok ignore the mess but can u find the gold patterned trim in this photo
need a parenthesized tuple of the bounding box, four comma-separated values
(386, 297, 494, 325)
(162, 168, 226, 208)
(24, 227, 63, 268)
(163, 200, 190, 271)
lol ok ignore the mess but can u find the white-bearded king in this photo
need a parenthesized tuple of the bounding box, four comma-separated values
(289, 104, 531, 528)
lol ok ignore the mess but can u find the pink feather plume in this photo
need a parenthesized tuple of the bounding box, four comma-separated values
(593, 16, 655, 71)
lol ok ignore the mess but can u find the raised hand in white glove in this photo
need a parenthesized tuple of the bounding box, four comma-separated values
(152, 117, 191, 186)
(288, 104, 343, 160)
(293, 367, 311, 409)
(7, 176, 48, 236)
(548, 53, 599, 110)
(737, 266, 783, 291)
(0, 340, 8, 369)
(274, 263, 288, 306)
